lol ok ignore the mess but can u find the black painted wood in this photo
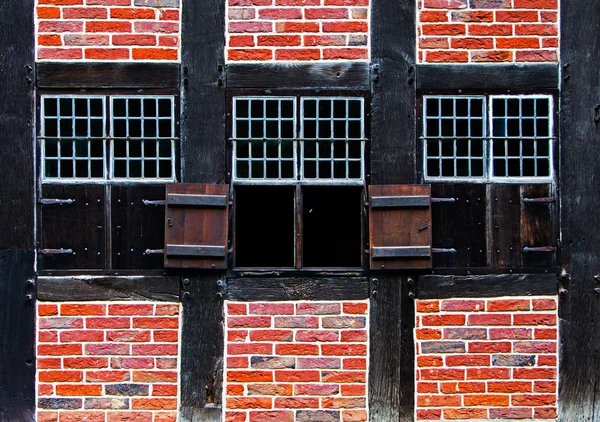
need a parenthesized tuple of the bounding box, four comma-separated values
(370, 0, 416, 185)
(180, 274, 224, 421)
(371, 195, 430, 208)
(36, 63, 180, 88)
(226, 62, 370, 90)
(369, 275, 414, 421)
(559, 0, 600, 419)
(37, 276, 179, 302)
(180, 0, 226, 184)
(417, 273, 557, 299)
(417, 64, 559, 90)
(167, 193, 227, 207)
(491, 184, 522, 269)
(226, 277, 369, 301)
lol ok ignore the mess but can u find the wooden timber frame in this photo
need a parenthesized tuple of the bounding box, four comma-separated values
(0, 0, 598, 420)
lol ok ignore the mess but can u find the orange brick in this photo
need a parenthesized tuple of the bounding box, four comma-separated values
(56, 384, 102, 396)
(61, 304, 106, 316)
(463, 394, 509, 406)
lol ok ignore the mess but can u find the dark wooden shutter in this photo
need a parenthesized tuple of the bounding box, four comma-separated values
(164, 184, 229, 269)
(369, 185, 432, 270)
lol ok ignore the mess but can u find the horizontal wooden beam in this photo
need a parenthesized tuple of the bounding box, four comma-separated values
(372, 247, 431, 259)
(371, 196, 430, 208)
(167, 194, 227, 207)
(37, 63, 180, 88)
(417, 64, 559, 91)
(417, 273, 557, 299)
(226, 62, 370, 90)
(226, 277, 369, 301)
(37, 275, 180, 302)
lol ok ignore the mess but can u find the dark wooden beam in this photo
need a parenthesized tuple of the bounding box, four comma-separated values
(417, 273, 557, 299)
(36, 63, 180, 88)
(180, 0, 226, 184)
(417, 64, 559, 91)
(370, 0, 416, 185)
(37, 276, 179, 302)
(226, 62, 370, 90)
(558, 0, 600, 418)
(226, 277, 369, 301)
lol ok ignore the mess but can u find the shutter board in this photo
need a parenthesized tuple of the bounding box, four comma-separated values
(164, 184, 229, 269)
(520, 184, 556, 267)
(369, 185, 432, 270)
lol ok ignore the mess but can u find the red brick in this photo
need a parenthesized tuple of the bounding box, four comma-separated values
(257, 35, 301, 47)
(422, 315, 466, 326)
(471, 50, 513, 62)
(108, 304, 154, 316)
(228, 343, 273, 355)
(38, 330, 58, 342)
(228, 357, 249, 368)
(422, 24, 466, 36)
(417, 395, 461, 407)
(542, 38, 559, 48)
(417, 356, 443, 367)
(537, 355, 557, 366)
(228, 316, 272, 328)
(230, 35, 255, 47)
(250, 303, 295, 315)
(496, 37, 540, 48)
(297, 357, 340, 369)
(446, 355, 490, 366)
(514, 341, 556, 353)
(133, 317, 178, 329)
(39, 304, 59, 316)
(275, 397, 319, 408)
(417, 301, 440, 313)
(443, 408, 488, 419)
(132, 371, 178, 383)
(534, 407, 558, 418)
(38, 358, 62, 369)
(64, 35, 109, 46)
(85, 371, 130, 382)
(341, 330, 368, 342)
(111, 357, 154, 369)
(464, 394, 509, 406)
(132, 398, 178, 410)
(156, 358, 177, 369)
(134, 22, 179, 33)
(423, 0, 467, 7)
(156, 304, 179, 316)
(58, 412, 105, 422)
(60, 330, 104, 342)
(107, 412, 152, 422)
(487, 299, 531, 311)
(417, 328, 443, 340)
(516, 24, 558, 36)
(439, 381, 486, 393)
(37, 7, 61, 19)
(496, 11, 539, 22)
(451, 11, 494, 22)
(227, 397, 272, 409)
(259, 8, 303, 19)
(295, 384, 340, 395)
(159, 10, 180, 21)
(343, 303, 368, 314)
(468, 24, 512, 35)
(489, 408, 533, 419)
(248, 411, 294, 422)
(513, 367, 556, 379)
(39, 0, 82, 3)
(62, 7, 108, 19)
(110, 7, 156, 19)
(416, 409, 442, 420)
(38, 21, 83, 33)
(39, 317, 84, 329)
(512, 394, 556, 406)
(297, 303, 341, 315)
(152, 384, 178, 397)
(228, 371, 273, 382)
(322, 397, 366, 409)
(488, 381, 532, 393)
(106, 330, 152, 342)
(85, 343, 130, 355)
(38, 344, 82, 356)
(466, 368, 510, 379)
(513, 0, 557, 8)
(39, 371, 83, 382)
(275, 49, 321, 60)
(56, 384, 102, 396)
(305, 8, 348, 19)
(229, 330, 248, 342)
(534, 381, 557, 393)
(86, 21, 132, 32)
(131, 344, 178, 355)
(154, 330, 179, 343)
(323, 48, 368, 59)
(230, 22, 273, 33)
(86, 317, 130, 329)
(324, 0, 368, 5)
(248, 383, 293, 396)
(38, 384, 54, 396)
(229, 49, 273, 61)
(490, 328, 531, 339)
(228, 303, 247, 315)
(420, 11, 449, 22)
(513, 314, 556, 326)
(321, 344, 367, 356)
(468, 342, 511, 353)
(322, 22, 368, 33)
(275, 370, 320, 382)
(451, 38, 493, 49)
(227, 384, 245, 395)
(63, 357, 108, 369)
(516, 50, 558, 62)
(294, 330, 338, 342)
(420, 369, 465, 381)
(468, 313, 511, 325)
(417, 382, 439, 393)
(343, 358, 367, 370)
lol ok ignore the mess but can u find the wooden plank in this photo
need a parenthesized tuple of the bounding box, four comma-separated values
(166, 245, 225, 258)
(180, 274, 224, 421)
(226, 62, 370, 89)
(168, 194, 227, 207)
(180, 0, 226, 184)
(520, 184, 557, 267)
(369, 274, 414, 421)
(370, 0, 416, 185)
(36, 63, 180, 88)
(111, 185, 165, 270)
(37, 276, 179, 302)
(490, 184, 521, 268)
(0, 251, 35, 422)
(164, 184, 229, 269)
(417, 273, 557, 299)
(417, 64, 559, 90)
(226, 277, 369, 301)
(371, 196, 430, 208)
(559, 0, 600, 418)
(372, 246, 430, 258)
(431, 184, 487, 268)
(369, 185, 432, 270)
(39, 185, 106, 270)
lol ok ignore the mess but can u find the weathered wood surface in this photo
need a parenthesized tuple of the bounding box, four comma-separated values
(226, 277, 369, 301)
(417, 273, 557, 299)
(36, 63, 180, 88)
(180, 0, 226, 184)
(37, 276, 179, 302)
(370, 0, 415, 185)
(417, 64, 559, 90)
(226, 62, 370, 89)
(559, 0, 600, 419)
(491, 184, 522, 268)
(369, 275, 414, 421)
(180, 274, 225, 422)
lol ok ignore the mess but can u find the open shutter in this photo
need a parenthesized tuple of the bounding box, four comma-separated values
(164, 184, 229, 269)
(369, 185, 432, 270)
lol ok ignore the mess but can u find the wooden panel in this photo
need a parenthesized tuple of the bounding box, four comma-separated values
(180, 0, 226, 184)
(37, 276, 179, 302)
(164, 184, 229, 269)
(369, 185, 432, 270)
(226, 62, 370, 89)
(490, 184, 521, 268)
(371, 195, 430, 208)
(168, 193, 227, 207)
(520, 184, 557, 267)
(0, 251, 35, 422)
(36, 63, 180, 88)
(180, 274, 224, 421)
(226, 277, 369, 301)
(39, 185, 106, 270)
(431, 184, 487, 268)
(369, 275, 414, 421)
(417, 64, 559, 90)
(111, 185, 165, 270)
(559, 0, 600, 418)
(417, 273, 557, 299)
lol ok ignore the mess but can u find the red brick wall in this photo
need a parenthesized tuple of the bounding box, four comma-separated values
(224, 300, 369, 422)
(418, 0, 558, 63)
(36, 0, 180, 61)
(226, 0, 370, 62)
(36, 302, 180, 422)
(415, 297, 558, 420)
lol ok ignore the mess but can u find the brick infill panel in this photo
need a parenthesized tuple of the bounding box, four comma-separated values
(36, 301, 180, 422)
(415, 296, 558, 421)
(224, 300, 369, 422)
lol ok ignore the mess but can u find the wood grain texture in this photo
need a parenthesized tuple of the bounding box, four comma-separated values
(36, 63, 180, 88)
(417, 273, 557, 299)
(226, 277, 369, 301)
(559, 0, 600, 418)
(226, 62, 370, 89)
(37, 276, 179, 302)
(490, 184, 522, 268)
(520, 184, 557, 267)
(180, 274, 225, 421)
(369, 275, 414, 421)
(417, 64, 559, 90)
(180, 0, 226, 183)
